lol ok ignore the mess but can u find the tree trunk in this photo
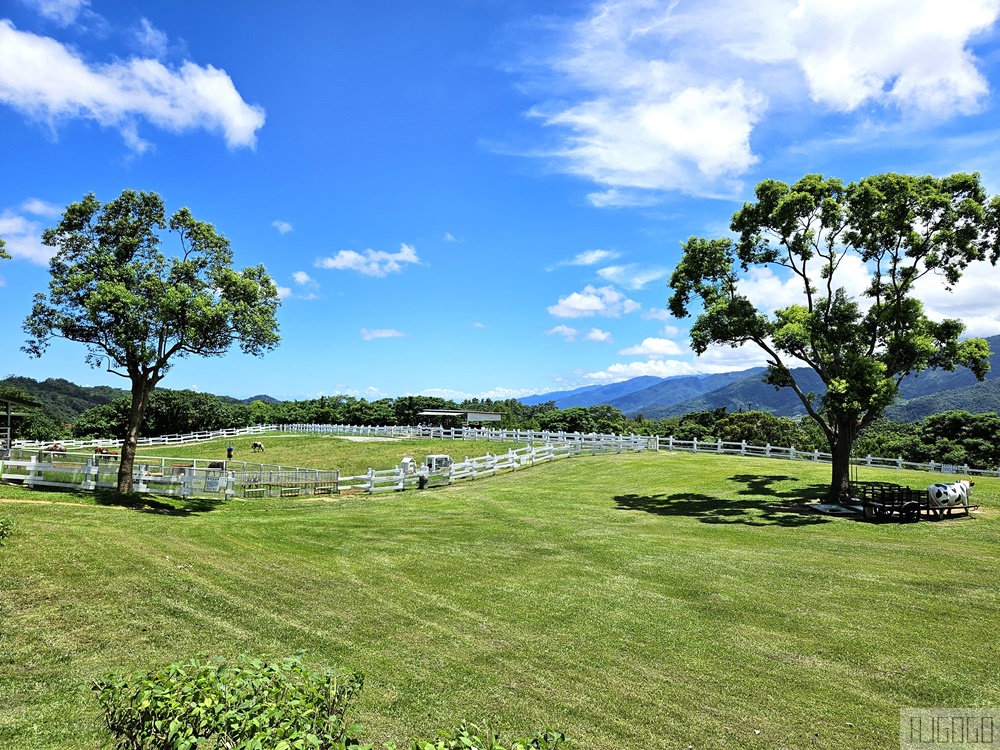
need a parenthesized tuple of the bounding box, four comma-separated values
(828, 421, 857, 504)
(117, 375, 155, 493)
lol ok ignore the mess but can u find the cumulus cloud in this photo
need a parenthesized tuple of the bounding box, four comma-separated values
(547, 324, 578, 341)
(641, 307, 673, 321)
(521, 0, 1000, 202)
(272, 220, 294, 234)
(585, 328, 613, 342)
(316, 243, 420, 277)
(21, 198, 62, 216)
(292, 271, 315, 286)
(0, 209, 53, 264)
(444, 232, 456, 241)
(581, 359, 703, 384)
(618, 337, 684, 356)
(361, 328, 406, 340)
(0, 20, 266, 151)
(276, 285, 292, 299)
(547, 284, 640, 318)
(915, 260, 1000, 337)
(790, 0, 996, 114)
(596, 263, 668, 289)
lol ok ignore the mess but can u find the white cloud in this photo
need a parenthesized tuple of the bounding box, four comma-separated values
(0, 20, 265, 151)
(272, 220, 294, 234)
(585, 328, 613, 342)
(695, 342, 773, 371)
(520, 0, 1000, 202)
(556, 249, 620, 267)
(135, 18, 168, 58)
(20, 198, 62, 217)
(790, 0, 997, 115)
(581, 359, 703, 383)
(547, 284, 640, 318)
(661, 324, 680, 338)
(596, 263, 668, 289)
(316, 243, 420, 277)
(473, 322, 486, 328)
(26, 0, 91, 26)
(292, 271, 315, 286)
(915, 260, 1000, 337)
(618, 337, 684, 356)
(737, 254, 873, 314)
(444, 232, 456, 241)
(641, 307, 673, 321)
(364, 386, 387, 399)
(0, 210, 52, 264)
(361, 328, 406, 341)
(276, 285, 292, 299)
(547, 324, 578, 341)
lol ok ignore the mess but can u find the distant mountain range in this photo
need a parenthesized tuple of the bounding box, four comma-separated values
(521, 334, 1000, 422)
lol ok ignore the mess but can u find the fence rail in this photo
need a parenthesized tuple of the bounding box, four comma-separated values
(5, 422, 998, 501)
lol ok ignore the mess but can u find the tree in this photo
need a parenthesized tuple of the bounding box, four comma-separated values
(23, 190, 281, 492)
(669, 172, 999, 502)
(0, 236, 9, 259)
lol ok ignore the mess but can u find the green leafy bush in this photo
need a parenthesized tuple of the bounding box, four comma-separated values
(0, 514, 14, 544)
(92, 655, 365, 749)
(395, 723, 573, 750)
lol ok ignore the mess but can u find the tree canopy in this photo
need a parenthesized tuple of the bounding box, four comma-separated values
(23, 189, 281, 492)
(0, 235, 9, 260)
(668, 172, 1000, 501)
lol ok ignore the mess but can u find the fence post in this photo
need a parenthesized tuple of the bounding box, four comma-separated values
(716, 439, 722, 453)
(693, 437, 698, 453)
(866, 455, 872, 466)
(742, 441, 747, 455)
(765, 443, 771, 458)
(668, 435, 674, 451)
(813, 448, 819, 461)
(897, 456, 903, 469)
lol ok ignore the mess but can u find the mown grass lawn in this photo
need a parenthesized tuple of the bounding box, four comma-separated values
(1, 443, 998, 749)
(134, 434, 529, 476)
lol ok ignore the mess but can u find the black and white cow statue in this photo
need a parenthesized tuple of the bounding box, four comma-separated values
(926, 479, 974, 511)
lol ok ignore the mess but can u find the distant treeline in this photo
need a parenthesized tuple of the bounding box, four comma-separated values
(4, 381, 999, 470)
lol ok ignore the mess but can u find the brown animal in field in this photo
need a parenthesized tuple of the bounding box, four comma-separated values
(94, 446, 119, 462)
(208, 461, 225, 469)
(43, 442, 66, 455)
(252, 441, 265, 453)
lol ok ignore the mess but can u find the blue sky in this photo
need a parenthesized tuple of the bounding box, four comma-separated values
(3, 0, 1000, 401)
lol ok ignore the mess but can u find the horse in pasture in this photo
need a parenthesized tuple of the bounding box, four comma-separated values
(43, 442, 66, 456)
(94, 446, 119, 463)
(252, 441, 265, 453)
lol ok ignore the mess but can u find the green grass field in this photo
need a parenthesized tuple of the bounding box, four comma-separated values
(2, 437, 998, 749)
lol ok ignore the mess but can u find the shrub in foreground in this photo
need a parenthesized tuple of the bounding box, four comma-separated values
(93, 655, 365, 749)
(94, 657, 573, 750)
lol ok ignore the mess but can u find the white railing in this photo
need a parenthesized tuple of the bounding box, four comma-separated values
(655, 436, 1000, 478)
(12, 424, 275, 451)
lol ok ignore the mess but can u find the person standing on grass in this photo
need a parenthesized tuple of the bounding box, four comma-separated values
(227, 444, 234, 459)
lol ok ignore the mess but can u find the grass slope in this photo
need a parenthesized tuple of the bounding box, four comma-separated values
(2, 441, 999, 749)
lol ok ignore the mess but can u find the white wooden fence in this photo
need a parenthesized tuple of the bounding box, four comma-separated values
(5, 421, 997, 502)
(12, 424, 273, 451)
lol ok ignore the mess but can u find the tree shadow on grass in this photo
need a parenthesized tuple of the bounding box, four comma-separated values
(91, 489, 225, 515)
(613, 474, 832, 527)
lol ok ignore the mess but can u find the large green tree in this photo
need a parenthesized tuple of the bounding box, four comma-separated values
(23, 190, 281, 492)
(0, 235, 9, 259)
(669, 172, 999, 502)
